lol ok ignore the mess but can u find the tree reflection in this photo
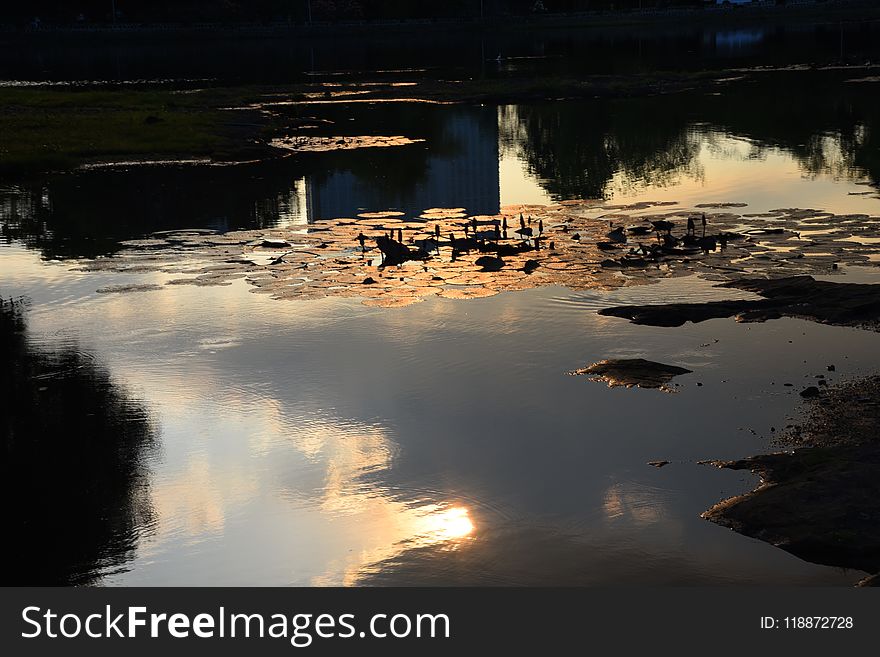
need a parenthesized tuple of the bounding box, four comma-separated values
(0, 160, 310, 260)
(1, 298, 156, 585)
(701, 72, 880, 186)
(499, 98, 704, 200)
(0, 104, 497, 258)
(3, 72, 879, 263)
(500, 71, 880, 201)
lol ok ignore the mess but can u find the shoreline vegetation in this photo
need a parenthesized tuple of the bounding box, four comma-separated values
(0, 87, 240, 174)
(3, 62, 878, 175)
(3, 2, 879, 174)
(0, 69, 739, 174)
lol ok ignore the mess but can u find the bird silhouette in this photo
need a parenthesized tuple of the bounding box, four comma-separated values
(515, 225, 533, 240)
(647, 219, 675, 234)
(606, 225, 627, 243)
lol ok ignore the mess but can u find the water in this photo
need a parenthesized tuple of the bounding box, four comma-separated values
(4, 18, 879, 83)
(3, 24, 880, 586)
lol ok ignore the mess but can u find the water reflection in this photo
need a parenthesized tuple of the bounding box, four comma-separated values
(0, 161, 313, 259)
(498, 101, 703, 200)
(4, 59, 880, 586)
(4, 70, 878, 263)
(300, 105, 500, 220)
(0, 298, 156, 584)
(500, 70, 880, 203)
(6, 258, 877, 586)
(709, 28, 767, 53)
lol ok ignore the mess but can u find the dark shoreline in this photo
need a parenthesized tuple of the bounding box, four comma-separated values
(4, 0, 879, 43)
(703, 374, 880, 585)
(0, 67, 747, 175)
(595, 275, 880, 583)
(6, 60, 879, 176)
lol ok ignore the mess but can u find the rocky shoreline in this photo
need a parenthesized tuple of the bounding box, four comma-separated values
(703, 376, 880, 586)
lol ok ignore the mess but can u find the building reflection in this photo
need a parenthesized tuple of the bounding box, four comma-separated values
(302, 107, 501, 221)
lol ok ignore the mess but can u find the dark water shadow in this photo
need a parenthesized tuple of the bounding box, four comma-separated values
(0, 298, 157, 585)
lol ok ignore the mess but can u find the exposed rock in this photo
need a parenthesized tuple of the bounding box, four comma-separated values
(570, 358, 692, 391)
(600, 276, 880, 331)
(703, 376, 880, 581)
(95, 284, 163, 294)
(260, 239, 290, 248)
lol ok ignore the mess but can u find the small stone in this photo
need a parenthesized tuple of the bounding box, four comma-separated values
(800, 386, 821, 398)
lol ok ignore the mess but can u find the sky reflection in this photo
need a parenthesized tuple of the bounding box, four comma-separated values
(3, 72, 880, 585)
(4, 249, 879, 585)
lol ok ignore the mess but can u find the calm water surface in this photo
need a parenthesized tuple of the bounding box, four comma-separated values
(3, 41, 880, 585)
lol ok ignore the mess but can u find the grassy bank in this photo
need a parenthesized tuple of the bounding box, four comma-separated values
(0, 69, 733, 175)
(1, 63, 871, 175)
(0, 86, 272, 174)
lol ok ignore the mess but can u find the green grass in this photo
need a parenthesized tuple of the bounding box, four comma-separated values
(0, 71, 724, 174)
(0, 87, 263, 174)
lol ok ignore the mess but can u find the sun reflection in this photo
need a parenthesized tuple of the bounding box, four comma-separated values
(409, 504, 475, 545)
(311, 502, 476, 586)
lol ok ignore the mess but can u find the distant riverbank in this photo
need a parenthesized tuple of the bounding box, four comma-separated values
(0, 69, 719, 174)
(3, 60, 879, 175)
(4, 0, 879, 43)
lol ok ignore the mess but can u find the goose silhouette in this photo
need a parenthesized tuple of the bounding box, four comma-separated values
(606, 225, 627, 243)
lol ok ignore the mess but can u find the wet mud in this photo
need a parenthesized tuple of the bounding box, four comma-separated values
(703, 376, 880, 585)
(570, 358, 692, 391)
(600, 275, 880, 332)
(74, 202, 880, 308)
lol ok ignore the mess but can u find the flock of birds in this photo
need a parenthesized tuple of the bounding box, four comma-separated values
(357, 212, 740, 270)
(598, 213, 741, 267)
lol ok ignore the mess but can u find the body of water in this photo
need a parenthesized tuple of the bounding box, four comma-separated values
(3, 24, 880, 585)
